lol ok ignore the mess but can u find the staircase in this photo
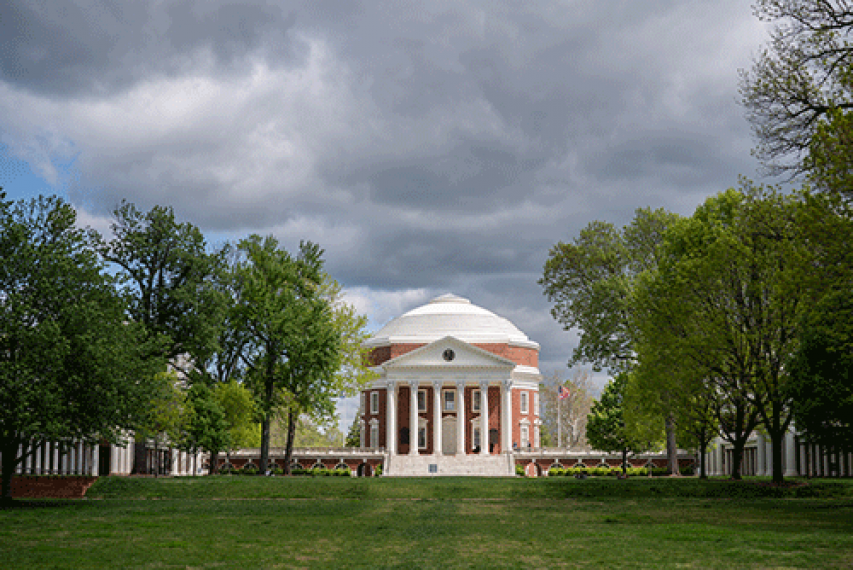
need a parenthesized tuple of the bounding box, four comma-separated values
(384, 453, 515, 477)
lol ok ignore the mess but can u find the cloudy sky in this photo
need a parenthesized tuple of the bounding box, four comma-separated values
(0, 1, 772, 432)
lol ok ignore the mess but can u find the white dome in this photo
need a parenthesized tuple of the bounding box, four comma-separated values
(365, 293, 539, 349)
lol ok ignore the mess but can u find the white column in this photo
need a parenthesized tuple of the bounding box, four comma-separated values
(52, 443, 59, 474)
(456, 382, 466, 455)
(502, 380, 513, 453)
(34, 443, 42, 474)
(480, 381, 489, 455)
(386, 381, 397, 455)
(433, 381, 443, 456)
(756, 434, 766, 476)
(784, 431, 798, 476)
(409, 380, 419, 456)
(92, 445, 99, 476)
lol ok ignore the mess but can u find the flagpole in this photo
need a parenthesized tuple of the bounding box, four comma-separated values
(557, 388, 562, 449)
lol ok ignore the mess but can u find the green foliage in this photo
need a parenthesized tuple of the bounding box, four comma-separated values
(231, 235, 341, 471)
(182, 383, 231, 456)
(515, 464, 525, 476)
(787, 289, 853, 450)
(345, 414, 361, 447)
(0, 195, 161, 500)
(99, 201, 226, 366)
(540, 208, 680, 371)
(586, 374, 650, 458)
(214, 381, 260, 450)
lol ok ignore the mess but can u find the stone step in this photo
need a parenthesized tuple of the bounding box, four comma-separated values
(385, 453, 515, 477)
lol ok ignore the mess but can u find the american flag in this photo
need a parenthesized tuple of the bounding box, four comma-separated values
(558, 385, 570, 400)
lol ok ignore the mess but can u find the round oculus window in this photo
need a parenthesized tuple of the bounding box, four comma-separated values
(442, 348, 455, 362)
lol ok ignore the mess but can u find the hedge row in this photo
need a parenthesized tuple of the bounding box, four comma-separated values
(545, 466, 695, 477)
(217, 466, 352, 477)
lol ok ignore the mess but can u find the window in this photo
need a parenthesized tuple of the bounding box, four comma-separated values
(443, 389, 456, 412)
(417, 389, 427, 412)
(370, 423, 379, 449)
(520, 425, 530, 448)
(534, 392, 539, 416)
(473, 426, 481, 450)
(520, 392, 529, 414)
(370, 392, 379, 414)
(472, 389, 481, 412)
(418, 426, 427, 449)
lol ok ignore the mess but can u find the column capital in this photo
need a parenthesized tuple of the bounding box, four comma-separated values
(503, 379, 514, 390)
(479, 380, 490, 391)
(432, 380, 443, 390)
(456, 380, 466, 391)
(408, 379, 419, 389)
(386, 379, 397, 389)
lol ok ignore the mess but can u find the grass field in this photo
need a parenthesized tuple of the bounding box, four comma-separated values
(1, 476, 852, 569)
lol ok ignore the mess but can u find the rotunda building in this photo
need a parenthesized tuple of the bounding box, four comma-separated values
(359, 294, 541, 474)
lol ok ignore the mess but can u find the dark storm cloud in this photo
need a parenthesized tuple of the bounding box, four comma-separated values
(0, 0, 299, 96)
(0, 0, 770, 383)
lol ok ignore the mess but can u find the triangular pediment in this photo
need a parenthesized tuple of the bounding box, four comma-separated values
(381, 336, 516, 370)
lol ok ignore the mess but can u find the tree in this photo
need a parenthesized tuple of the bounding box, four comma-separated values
(213, 380, 259, 473)
(741, 0, 853, 184)
(345, 415, 361, 447)
(181, 383, 231, 472)
(0, 194, 159, 501)
(539, 370, 593, 450)
(133, 371, 190, 476)
(540, 207, 682, 472)
(787, 289, 853, 453)
(586, 374, 650, 476)
(231, 235, 340, 475)
(99, 201, 225, 369)
(635, 183, 816, 482)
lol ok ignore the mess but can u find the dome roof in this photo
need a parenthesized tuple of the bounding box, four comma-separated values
(364, 293, 539, 349)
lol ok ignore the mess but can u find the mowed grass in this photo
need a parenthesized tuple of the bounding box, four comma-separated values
(1, 477, 852, 569)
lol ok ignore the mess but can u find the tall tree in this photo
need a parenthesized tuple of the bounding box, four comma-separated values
(231, 235, 340, 475)
(540, 207, 682, 472)
(0, 194, 159, 501)
(741, 0, 853, 186)
(99, 201, 225, 369)
(586, 374, 651, 476)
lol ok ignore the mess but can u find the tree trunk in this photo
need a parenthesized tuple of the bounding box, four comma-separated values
(769, 429, 785, 484)
(259, 412, 271, 477)
(621, 447, 627, 476)
(666, 414, 678, 475)
(730, 436, 745, 480)
(283, 409, 297, 476)
(1, 439, 23, 504)
(209, 451, 219, 475)
(699, 439, 708, 479)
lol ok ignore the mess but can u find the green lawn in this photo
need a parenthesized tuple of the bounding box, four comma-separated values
(1, 477, 852, 569)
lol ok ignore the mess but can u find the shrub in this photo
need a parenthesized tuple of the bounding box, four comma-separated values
(516, 464, 525, 476)
(374, 464, 382, 476)
(242, 464, 259, 475)
(680, 464, 695, 476)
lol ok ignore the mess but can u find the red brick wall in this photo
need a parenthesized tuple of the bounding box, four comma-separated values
(361, 388, 387, 449)
(2, 476, 98, 499)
